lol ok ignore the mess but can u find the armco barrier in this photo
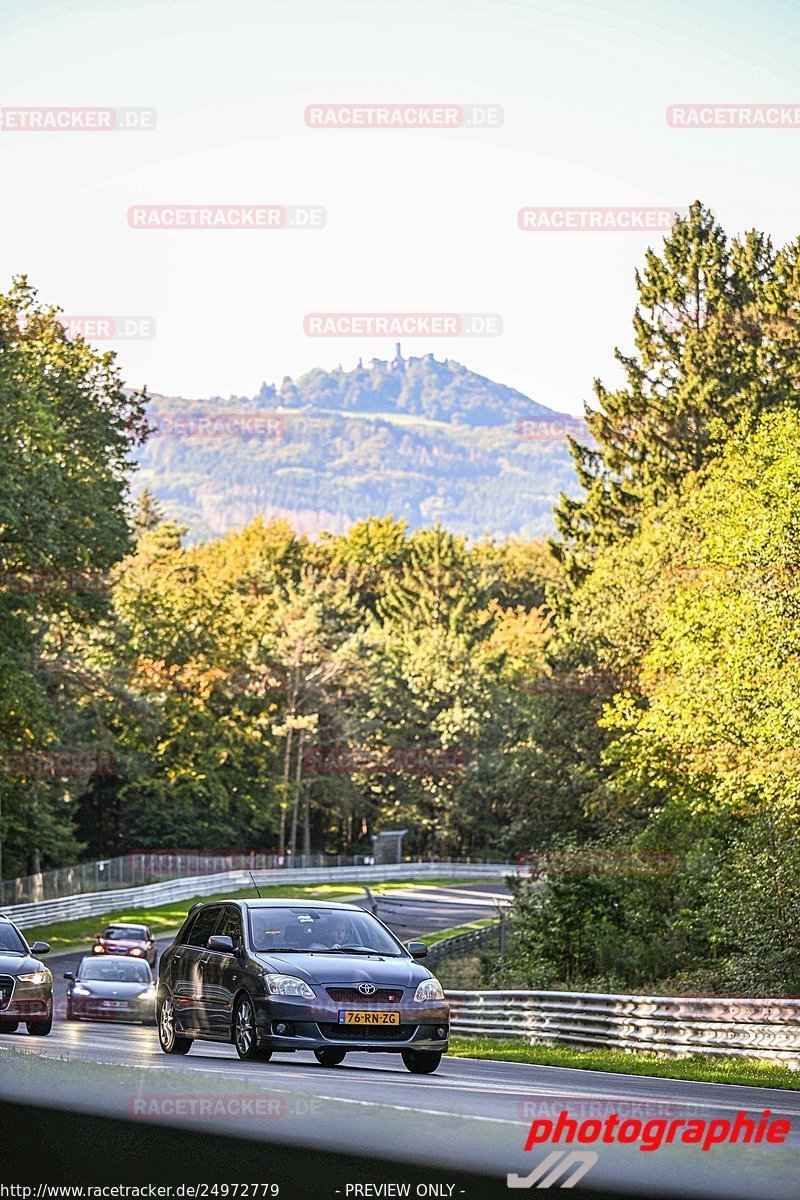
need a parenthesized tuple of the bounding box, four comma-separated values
(426, 921, 501, 963)
(447, 989, 800, 1067)
(2, 861, 516, 928)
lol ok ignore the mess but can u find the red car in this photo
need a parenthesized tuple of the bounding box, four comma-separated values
(92, 923, 157, 967)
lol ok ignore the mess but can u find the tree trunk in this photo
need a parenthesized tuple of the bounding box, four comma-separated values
(302, 782, 311, 858)
(289, 729, 304, 859)
(278, 725, 293, 858)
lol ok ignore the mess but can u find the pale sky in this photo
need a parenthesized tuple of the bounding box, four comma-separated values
(2, 0, 799, 416)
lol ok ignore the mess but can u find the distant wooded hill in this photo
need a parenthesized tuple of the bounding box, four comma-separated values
(134, 349, 583, 540)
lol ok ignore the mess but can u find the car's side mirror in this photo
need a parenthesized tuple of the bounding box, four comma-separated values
(407, 940, 428, 959)
(207, 935, 234, 953)
(63, 972, 75, 981)
(31, 941, 50, 955)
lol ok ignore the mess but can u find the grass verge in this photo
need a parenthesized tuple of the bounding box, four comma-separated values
(447, 1037, 800, 1090)
(22, 876, 487, 953)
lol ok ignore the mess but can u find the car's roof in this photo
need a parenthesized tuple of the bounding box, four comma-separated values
(203, 898, 358, 912)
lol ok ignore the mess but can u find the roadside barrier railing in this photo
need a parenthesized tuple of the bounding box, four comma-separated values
(1, 861, 517, 929)
(446, 989, 800, 1067)
(426, 922, 502, 963)
(0, 849, 446, 906)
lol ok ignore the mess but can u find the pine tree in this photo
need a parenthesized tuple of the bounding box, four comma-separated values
(132, 487, 164, 538)
(552, 201, 800, 586)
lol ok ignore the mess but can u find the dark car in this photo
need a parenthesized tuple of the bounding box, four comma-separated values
(0, 914, 52, 1036)
(65, 955, 156, 1023)
(157, 900, 449, 1073)
(92, 923, 157, 967)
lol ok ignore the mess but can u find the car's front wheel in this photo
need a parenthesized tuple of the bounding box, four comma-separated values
(314, 1048, 346, 1067)
(401, 1049, 442, 1074)
(26, 1016, 53, 1036)
(158, 995, 192, 1055)
(233, 996, 271, 1061)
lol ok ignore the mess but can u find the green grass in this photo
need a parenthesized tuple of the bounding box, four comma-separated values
(448, 1037, 800, 1090)
(22, 876, 486, 953)
(425, 917, 498, 946)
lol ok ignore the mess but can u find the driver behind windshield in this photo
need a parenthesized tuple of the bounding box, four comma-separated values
(324, 915, 352, 948)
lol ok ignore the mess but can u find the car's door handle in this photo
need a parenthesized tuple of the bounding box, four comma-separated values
(171, 955, 180, 964)
(198, 961, 205, 970)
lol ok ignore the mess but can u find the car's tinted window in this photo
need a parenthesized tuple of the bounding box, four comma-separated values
(78, 958, 152, 983)
(216, 907, 243, 947)
(0, 922, 27, 954)
(183, 906, 222, 948)
(104, 925, 147, 940)
(248, 907, 403, 956)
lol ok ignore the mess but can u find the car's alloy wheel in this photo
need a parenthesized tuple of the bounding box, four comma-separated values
(234, 996, 270, 1061)
(314, 1049, 347, 1067)
(401, 1049, 442, 1074)
(158, 995, 192, 1055)
(26, 1016, 53, 1036)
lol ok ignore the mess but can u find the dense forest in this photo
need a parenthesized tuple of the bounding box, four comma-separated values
(136, 355, 579, 542)
(3, 200, 800, 993)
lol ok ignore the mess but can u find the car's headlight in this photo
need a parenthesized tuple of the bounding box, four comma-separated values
(72, 984, 92, 997)
(92, 945, 104, 954)
(264, 973, 315, 998)
(18, 971, 48, 985)
(137, 986, 156, 1000)
(413, 977, 445, 1002)
(130, 948, 143, 956)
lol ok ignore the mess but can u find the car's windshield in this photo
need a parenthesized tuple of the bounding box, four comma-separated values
(248, 907, 403, 956)
(78, 959, 152, 983)
(103, 926, 146, 940)
(0, 922, 27, 955)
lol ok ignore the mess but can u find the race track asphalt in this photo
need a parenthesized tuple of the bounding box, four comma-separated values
(1, 882, 798, 1199)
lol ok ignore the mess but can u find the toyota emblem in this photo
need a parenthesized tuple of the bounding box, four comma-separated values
(358, 982, 376, 995)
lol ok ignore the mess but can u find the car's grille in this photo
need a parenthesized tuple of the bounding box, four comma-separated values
(326, 987, 404, 1003)
(318, 1022, 415, 1042)
(0, 975, 13, 1010)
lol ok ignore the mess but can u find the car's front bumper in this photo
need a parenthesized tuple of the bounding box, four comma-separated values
(0, 978, 52, 1021)
(70, 997, 156, 1023)
(252, 993, 450, 1052)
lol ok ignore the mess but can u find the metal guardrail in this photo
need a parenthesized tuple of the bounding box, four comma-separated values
(426, 922, 501, 963)
(0, 850, 401, 906)
(446, 989, 800, 1066)
(4, 862, 516, 929)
